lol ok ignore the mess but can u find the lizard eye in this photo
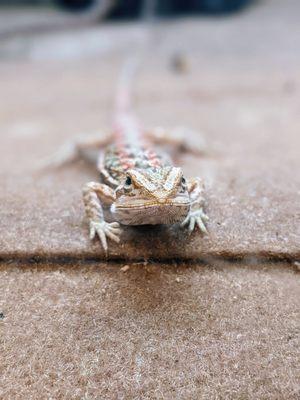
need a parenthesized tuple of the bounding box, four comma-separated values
(125, 176, 132, 186)
(180, 176, 187, 192)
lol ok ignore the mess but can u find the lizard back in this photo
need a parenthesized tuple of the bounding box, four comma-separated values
(99, 142, 170, 187)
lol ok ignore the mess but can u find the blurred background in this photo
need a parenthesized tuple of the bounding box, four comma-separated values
(0, 0, 299, 184)
(1, 0, 252, 20)
(1, 0, 299, 194)
(0, 0, 253, 39)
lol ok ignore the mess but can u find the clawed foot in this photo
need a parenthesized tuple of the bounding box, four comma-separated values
(181, 209, 209, 234)
(89, 221, 122, 254)
(173, 127, 207, 155)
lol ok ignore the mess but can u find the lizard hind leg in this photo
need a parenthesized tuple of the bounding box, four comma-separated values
(39, 131, 112, 170)
(82, 182, 122, 254)
(146, 126, 207, 156)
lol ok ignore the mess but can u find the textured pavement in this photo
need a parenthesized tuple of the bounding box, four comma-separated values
(1, 0, 300, 261)
(1, 262, 299, 399)
(0, 61, 299, 260)
(0, 2, 300, 398)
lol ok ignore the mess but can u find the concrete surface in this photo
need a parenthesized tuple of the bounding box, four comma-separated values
(0, 59, 299, 260)
(0, 1, 300, 262)
(0, 262, 299, 399)
(0, 2, 300, 398)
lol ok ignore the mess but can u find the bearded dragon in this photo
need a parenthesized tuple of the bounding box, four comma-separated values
(49, 61, 208, 254)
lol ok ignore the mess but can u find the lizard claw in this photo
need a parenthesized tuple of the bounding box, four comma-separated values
(89, 221, 122, 253)
(181, 209, 209, 234)
(173, 126, 207, 155)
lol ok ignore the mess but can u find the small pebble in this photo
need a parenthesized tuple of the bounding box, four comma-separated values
(294, 261, 300, 271)
(170, 53, 189, 73)
(175, 277, 181, 283)
(121, 265, 130, 272)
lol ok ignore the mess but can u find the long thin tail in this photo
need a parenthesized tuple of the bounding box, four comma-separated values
(115, 56, 140, 116)
(113, 0, 158, 146)
(113, 56, 142, 145)
(115, 0, 157, 116)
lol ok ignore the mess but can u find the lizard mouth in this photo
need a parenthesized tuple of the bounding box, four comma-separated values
(111, 199, 190, 226)
(115, 200, 189, 210)
(115, 193, 190, 210)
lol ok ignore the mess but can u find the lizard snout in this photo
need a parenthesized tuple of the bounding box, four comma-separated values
(153, 191, 170, 204)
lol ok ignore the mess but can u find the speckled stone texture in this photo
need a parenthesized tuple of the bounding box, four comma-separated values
(0, 0, 299, 261)
(0, 3, 300, 398)
(0, 61, 299, 260)
(0, 262, 299, 399)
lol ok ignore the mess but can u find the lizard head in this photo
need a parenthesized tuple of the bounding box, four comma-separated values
(111, 166, 190, 225)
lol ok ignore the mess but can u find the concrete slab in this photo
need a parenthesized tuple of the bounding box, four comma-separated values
(0, 0, 299, 261)
(0, 4, 299, 397)
(0, 60, 299, 260)
(0, 262, 299, 399)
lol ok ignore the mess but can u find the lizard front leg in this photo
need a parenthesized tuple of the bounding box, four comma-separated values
(181, 177, 209, 234)
(146, 126, 207, 155)
(82, 182, 122, 254)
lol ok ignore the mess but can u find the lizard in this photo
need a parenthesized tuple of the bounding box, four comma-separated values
(48, 60, 209, 254)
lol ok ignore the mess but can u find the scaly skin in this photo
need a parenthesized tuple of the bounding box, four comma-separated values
(47, 61, 209, 254)
(81, 106, 208, 254)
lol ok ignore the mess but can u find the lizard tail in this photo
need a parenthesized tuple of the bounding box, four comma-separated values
(115, 56, 140, 115)
(113, 56, 142, 145)
(113, 0, 158, 144)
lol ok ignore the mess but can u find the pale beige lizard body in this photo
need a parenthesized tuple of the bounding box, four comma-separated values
(49, 61, 209, 254)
